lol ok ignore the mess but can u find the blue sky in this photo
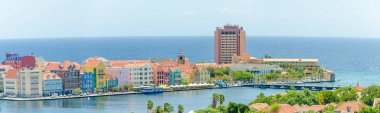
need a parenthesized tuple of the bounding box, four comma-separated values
(0, 0, 379, 39)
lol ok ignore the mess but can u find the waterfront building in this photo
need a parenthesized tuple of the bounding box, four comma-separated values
(56, 61, 81, 95)
(152, 63, 165, 85)
(163, 68, 171, 85)
(170, 68, 182, 85)
(126, 63, 154, 86)
(17, 69, 44, 98)
(194, 66, 210, 84)
(1, 53, 36, 69)
(105, 73, 118, 92)
(20, 56, 36, 68)
(230, 64, 283, 76)
(3, 69, 19, 96)
(83, 57, 107, 92)
(231, 53, 262, 64)
(105, 67, 130, 87)
(42, 72, 63, 96)
(106, 60, 131, 86)
(2, 53, 22, 69)
(214, 24, 246, 64)
(0, 65, 14, 88)
(262, 58, 318, 67)
(80, 71, 95, 93)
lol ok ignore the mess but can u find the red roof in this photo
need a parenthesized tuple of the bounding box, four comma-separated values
(5, 69, 18, 79)
(335, 101, 368, 113)
(45, 62, 61, 72)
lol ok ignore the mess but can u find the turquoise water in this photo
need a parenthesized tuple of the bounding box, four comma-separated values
(0, 37, 379, 112)
(0, 87, 285, 113)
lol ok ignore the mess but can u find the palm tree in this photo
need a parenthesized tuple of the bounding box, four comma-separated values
(178, 104, 184, 113)
(219, 94, 225, 105)
(147, 99, 154, 113)
(164, 103, 174, 113)
(212, 93, 219, 108)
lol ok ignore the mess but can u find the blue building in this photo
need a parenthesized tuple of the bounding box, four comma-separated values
(42, 72, 63, 96)
(81, 71, 95, 93)
(169, 68, 181, 85)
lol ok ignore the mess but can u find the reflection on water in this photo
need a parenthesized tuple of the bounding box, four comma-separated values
(0, 87, 285, 113)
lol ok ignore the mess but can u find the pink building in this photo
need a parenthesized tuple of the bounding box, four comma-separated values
(214, 24, 246, 64)
(105, 67, 130, 87)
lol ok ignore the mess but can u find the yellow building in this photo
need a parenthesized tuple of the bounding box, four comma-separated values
(83, 57, 108, 92)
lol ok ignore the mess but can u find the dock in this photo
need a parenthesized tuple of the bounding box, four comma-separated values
(243, 83, 342, 91)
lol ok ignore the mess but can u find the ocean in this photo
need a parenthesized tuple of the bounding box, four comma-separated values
(0, 36, 379, 86)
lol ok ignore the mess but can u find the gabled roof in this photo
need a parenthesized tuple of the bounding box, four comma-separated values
(62, 60, 81, 70)
(5, 69, 18, 79)
(249, 103, 269, 110)
(335, 101, 368, 113)
(45, 62, 61, 72)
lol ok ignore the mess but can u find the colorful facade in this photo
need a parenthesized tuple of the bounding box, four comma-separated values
(106, 67, 130, 87)
(42, 72, 63, 96)
(83, 57, 108, 92)
(81, 69, 95, 93)
(170, 68, 181, 85)
(57, 61, 81, 95)
(2, 53, 22, 69)
(195, 66, 210, 83)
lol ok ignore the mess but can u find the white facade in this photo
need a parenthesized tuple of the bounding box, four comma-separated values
(127, 64, 154, 86)
(18, 69, 43, 98)
(4, 78, 18, 96)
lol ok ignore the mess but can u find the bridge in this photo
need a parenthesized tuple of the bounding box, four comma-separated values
(242, 83, 342, 91)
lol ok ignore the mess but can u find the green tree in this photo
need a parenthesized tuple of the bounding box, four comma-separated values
(164, 103, 174, 113)
(222, 67, 231, 75)
(181, 77, 189, 85)
(195, 108, 222, 113)
(227, 102, 250, 113)
(219, 94, 225, 105)
(178, 104, 184, 113)
(153, 106, 163, 113)
(74, 88, 83, 95)
(359, 107, 380, 113)
(361, 85, 380, 106)
(323, 105, 336, 112)
(127, 84, 134, 91)
(336, 87, 357, 102)
(95, 87, 103, 93)
(268, 104, 280, 113)
(207, 67, 217, 77)
(147, 99, 154, 113)
(316, 90, 340, 104)
(212, 93, 220, 108)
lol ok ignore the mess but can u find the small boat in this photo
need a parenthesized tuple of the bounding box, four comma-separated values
(141, 87, 164, 94)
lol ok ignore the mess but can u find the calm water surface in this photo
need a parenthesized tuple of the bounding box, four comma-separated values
(0, 87, 285, 113)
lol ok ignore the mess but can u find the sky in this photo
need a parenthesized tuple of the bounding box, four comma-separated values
(0, 0, 379, 39)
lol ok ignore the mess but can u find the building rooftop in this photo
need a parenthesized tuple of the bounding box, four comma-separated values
(335, 101, 368, 113)
(44, 62, 61, 72)
(5, 69, 18, 79)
